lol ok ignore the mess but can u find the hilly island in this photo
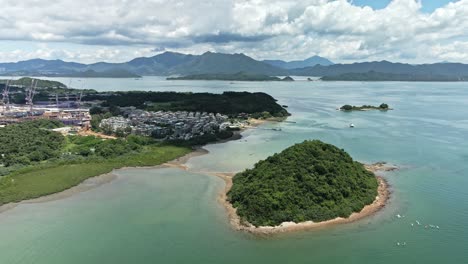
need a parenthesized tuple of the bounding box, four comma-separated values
(227, 140, 382, 229)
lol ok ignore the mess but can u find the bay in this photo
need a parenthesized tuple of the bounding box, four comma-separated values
(0, 78, 467, 263)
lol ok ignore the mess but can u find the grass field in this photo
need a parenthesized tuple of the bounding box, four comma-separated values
(0, 145, 191, 205)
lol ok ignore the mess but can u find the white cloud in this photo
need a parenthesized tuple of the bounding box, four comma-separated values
(0, 0, 467, 63)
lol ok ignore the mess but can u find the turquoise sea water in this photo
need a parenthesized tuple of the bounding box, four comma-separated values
(0, 78, 467, 263)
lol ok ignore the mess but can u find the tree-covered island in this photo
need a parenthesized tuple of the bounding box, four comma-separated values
(227, 140, 379, 227)
(340, 103, 390, 111)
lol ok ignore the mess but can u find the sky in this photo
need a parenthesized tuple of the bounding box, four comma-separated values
(0, 0, 467, 64)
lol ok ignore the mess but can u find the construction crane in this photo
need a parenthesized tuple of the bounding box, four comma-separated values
(1, 79, 11, 115)
(25, 79, 38, 114)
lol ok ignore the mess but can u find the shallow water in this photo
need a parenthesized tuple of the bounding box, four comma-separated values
(0, 78, 467, 263)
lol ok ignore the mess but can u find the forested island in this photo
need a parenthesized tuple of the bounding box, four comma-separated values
(227, 140, 379, 227)
(166, 72, 294, 82)
(340, 103, 390, 111)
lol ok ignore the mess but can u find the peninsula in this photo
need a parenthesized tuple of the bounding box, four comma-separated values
(227, 140, 384, 231)
(0, 90, 289, 207)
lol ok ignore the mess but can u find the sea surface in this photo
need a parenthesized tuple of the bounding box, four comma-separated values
(1, 77, 467, 264)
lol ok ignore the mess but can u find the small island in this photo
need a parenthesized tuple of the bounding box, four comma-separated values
(227, 140, 383, 229)
(167, 72, 294, 82)
(340, 103, 390, 111)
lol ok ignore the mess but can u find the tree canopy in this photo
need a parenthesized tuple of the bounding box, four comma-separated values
(0, 120, 65, 166)
(84, 91, 290, 118)
(227, 140, 378, 227)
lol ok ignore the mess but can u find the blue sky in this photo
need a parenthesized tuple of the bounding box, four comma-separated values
(0, 0, 467, 64)
(352, 0, 457, 12)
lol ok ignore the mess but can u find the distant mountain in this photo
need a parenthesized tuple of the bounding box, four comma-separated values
(1, 53, 468, 80)
(0, 51, 286, 77)
(290, 61, 468, 79)
(0, 59, 86, 75)
(263, 55, 334, 69)
(169, 52, 287, 75)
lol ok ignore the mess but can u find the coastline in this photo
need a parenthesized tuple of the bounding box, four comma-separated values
(0, 118, 392, 236)
(0, 117, 266, 214)
(220, 174, 390, 235)
(0, 173, 117, 214)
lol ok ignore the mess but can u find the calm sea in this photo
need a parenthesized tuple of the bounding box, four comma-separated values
(0, 77, 467, 263)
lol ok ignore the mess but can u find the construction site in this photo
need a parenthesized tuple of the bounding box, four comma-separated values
(0, 79, 91, 127)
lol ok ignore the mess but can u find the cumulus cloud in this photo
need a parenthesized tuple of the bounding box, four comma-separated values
(0, 0, 467, 63)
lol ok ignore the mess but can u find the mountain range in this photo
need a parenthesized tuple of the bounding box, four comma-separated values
(0, 51, 467, 80)
(263, 55, 334, 69)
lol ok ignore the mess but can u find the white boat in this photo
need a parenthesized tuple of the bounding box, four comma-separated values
(349, 123, 355, 128)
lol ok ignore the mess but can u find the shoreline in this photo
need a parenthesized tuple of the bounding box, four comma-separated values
(0, 120, 253, 214)
(0, 173, 117, 214)
(220, 174, 390, 235)
(0, 118, 393, 236)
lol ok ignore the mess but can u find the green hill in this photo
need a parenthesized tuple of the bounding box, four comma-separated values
(227, 140, 378, 227)
(169, 52, 287, 75)
(1, 77, 67, 89)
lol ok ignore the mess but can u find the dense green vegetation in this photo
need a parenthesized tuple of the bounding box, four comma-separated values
(167, 72, 294, 82)
(168, 130, 234, 147)
(0, 120, 191, 205)
(84, 91, 290, 118)
(0, 120, 65, 167)
(227, 140, 378, 226)
(321, 71, 467, 81)
(0, 145, 190, 205)
(340, 103, 389, 111)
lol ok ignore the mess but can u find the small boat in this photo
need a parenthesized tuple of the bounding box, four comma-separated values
(349, 123, 355, 128)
